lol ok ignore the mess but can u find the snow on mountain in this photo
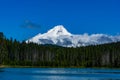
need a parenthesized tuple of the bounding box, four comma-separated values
(26, 25, 120, 47)
(46, 25, 72, 37)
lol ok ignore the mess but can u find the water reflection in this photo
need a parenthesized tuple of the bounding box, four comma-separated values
(0, 68, 4, 72)
(1, 68, 120, 80)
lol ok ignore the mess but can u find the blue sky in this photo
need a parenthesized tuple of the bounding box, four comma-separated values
(0, 0, 120, 41)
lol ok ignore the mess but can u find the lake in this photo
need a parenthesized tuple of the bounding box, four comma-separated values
(0, 68, 120, 80)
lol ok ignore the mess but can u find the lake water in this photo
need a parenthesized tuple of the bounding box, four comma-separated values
(0, 68, 120, 80)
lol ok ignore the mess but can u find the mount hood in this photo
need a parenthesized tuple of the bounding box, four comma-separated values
(26, 25, 120, 47)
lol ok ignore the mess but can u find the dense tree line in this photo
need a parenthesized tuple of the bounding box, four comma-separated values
(0, 32, 120, 67)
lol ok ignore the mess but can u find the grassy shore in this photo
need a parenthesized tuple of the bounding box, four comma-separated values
(0, 65, 89, 68)
(0, 65, 119, 69)
(0, 65, 41, 68)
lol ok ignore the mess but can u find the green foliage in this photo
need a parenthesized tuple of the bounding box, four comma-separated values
(0, 32, 120, 68)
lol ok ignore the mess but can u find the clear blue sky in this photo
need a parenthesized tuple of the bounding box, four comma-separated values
(0, 0, 120, 41)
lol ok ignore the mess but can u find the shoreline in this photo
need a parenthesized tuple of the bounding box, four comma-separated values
(0, 65, 83, 68)
(0, 65, 120, 69)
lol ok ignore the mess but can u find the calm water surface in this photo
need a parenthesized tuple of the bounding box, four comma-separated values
(0, 68, 120, 80)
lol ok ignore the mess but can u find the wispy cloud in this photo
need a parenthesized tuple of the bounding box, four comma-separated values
(21, 20, 41, 29)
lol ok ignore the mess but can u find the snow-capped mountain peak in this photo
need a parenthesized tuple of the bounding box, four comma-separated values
(46, 25, 72, 37)
(26, 25, 120, 47)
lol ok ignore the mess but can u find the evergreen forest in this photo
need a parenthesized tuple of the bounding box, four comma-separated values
(0, 32, 120, 68)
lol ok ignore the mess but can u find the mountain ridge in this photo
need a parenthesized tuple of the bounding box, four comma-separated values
(26, 25, 120, 47)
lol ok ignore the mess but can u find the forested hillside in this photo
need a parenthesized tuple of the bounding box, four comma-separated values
(0, 32, 120, 68)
